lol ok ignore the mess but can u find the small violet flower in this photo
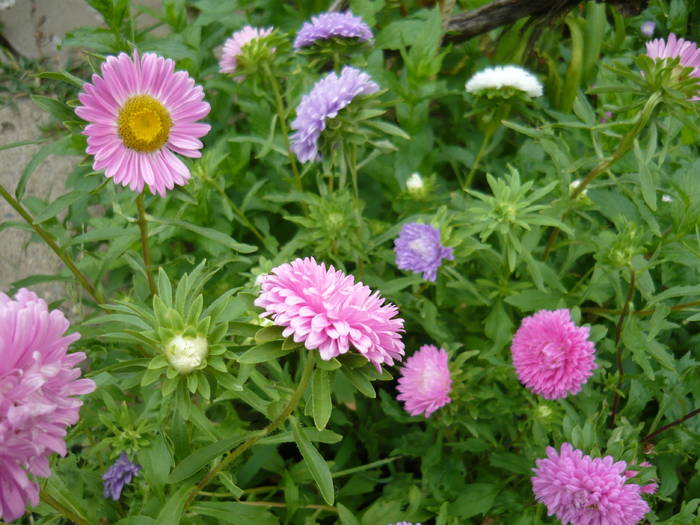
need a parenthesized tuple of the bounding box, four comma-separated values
(394, 223, 453, 282)
(103, 453, 141, 501)
(641, 21, 656, 38)
(294, 11, 372, 49)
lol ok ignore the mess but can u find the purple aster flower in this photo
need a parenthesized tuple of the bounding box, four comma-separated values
(290, 66, 379, 163)
(294, 11, 373, 50)
(641, 21, 656, 38)
(394, 223, 453, 282)
(103, 453, 141, 501)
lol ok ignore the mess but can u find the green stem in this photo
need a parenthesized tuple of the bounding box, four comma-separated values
(545, 91, 663, 257)
(262, 63, 306, 208)
(136, 193, 156, 296)
(0, 183, 104, 304)
(609, 269, 636, 428)
(185, 355, 315, 508)
(642, 407, 700, 442)
(465, 125, 495, 190)
(40, 491, 92, 525)
(331, 456, 402, 478)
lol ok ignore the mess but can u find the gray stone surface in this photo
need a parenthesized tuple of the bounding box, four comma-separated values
(0, 98, 80, 304)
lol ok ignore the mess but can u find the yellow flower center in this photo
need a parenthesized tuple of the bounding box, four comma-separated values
(117, 94, 172, 152)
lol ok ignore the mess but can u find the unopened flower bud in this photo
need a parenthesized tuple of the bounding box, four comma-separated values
(569, 179, 588, 198)
(641, 21, 655, 38)
(406, 172, 424, 194)
(164, 335, 208, 374)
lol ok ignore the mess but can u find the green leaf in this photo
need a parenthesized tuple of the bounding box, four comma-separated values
(341, 367, 376, 398)
(154, 485, 192, 525)
(448, 483, 499, 518)
(168, 434, 247, 483)
(237, 340, 294, 364)
(34, 191, 85, 223)
(291, 416, 335, 505)
(337, 502, 361, 525)
(254, 325, 285, 343)
(36, 70, 86, 88)
(189, 502, 279, 525)
(311, 368, 333, 431)
(31, 95, 77, 123)
(16, 135, 75, 200)
(0, 138, 47, 152)
(151, 217, 257, 253)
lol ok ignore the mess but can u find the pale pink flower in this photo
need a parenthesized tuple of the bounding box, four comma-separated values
(76, 50, 211, 197)
(532, 443, 651, 525)
(0, 289, 95, 522)
(219, 25, 273, 76)
(511, 309, 596, 399)
(646, 33, 700, 99)
(255, 257, 404, 369)
(397, 345, 452, 417)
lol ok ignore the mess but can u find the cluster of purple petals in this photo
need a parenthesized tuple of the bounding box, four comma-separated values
(394, 223, 453, 282)
(294, 11, 373, 49)
(290, 66, 379, 163)
(103, 453, 141, 501)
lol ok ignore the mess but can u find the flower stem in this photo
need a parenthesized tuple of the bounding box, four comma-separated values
(136, 193, 156, 296)
(544, 91, 663, 258)
(464, 125, 494, 190)
(0, 183, 104, 304)
(185, 354, 315, 508)
(642, 407, 700, 442)
(40, 490, 92, 525)
(262, 63, 306, 208)
(609, 269, 636, 428)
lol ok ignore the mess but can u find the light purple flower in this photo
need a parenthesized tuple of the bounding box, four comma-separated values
(641, 21, 656, 38)
(290, 66, 379, 163)
(219, 26, 273, 76)
(103, 453, 141, 501)
(394, 223, 453, 282)
(294, 11, 372, 49)
(397, 345, 452, 417)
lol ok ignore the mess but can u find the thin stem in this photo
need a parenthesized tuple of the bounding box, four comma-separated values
(544, 92, 662, 258)
(642, 407, 700, 442)
(262, 63, 306, 207)
(0, 183, 104, 304)
(185, 355, 315, 508)
(40, 491, 92, 525)
(465, 125, 495, 189)
(136, 193, 157, 296)
(239, 501, 336, 512)
(609, 269, 636, 428)
(331, 456, 402, 478)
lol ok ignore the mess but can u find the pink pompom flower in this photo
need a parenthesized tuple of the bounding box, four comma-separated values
(0, 289, 95, 522)
(397, 345, 452, 417)
(255, 257, 404, 370)
(510, 309, 596, 400)
(219, 25, 273, 77)
(532, 443, 651, 525)
(76, 50, 211, 197)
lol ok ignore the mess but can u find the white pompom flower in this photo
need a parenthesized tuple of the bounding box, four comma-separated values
(465, 65, 543, 98)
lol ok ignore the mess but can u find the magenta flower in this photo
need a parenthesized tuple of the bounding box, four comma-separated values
(219, 25, 273, 76)
(255, 257, 404, 370)
(532, 443, 651, 525)
(290, 66, 379, 163)
(0, 289, 95, 522)
(294, 11, 372, 49)
(397, 345, 452, 418)
(394, 223, 453, 282)
(76, 50, 211, 197)
(510, 309, 596, 400)
(103, 453, 141, 501)
(646, 33, 700, 98)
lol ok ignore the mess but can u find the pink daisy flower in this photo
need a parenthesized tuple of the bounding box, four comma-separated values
(646, 33, 700, 98)
(219, 25, 273, 76)
(254, 257, 404, 370)
(76, 50, 211, 197)
(0, 289, 95, 522)
(532, 443, 651, 525)
(396, 345, 452, 417)
(510, 309, 596, 400)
